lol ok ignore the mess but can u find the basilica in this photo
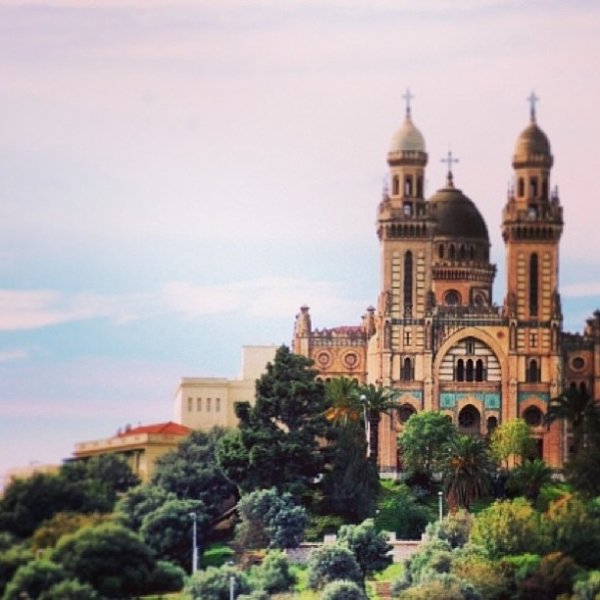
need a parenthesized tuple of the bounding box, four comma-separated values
(292, 96, 600, 474)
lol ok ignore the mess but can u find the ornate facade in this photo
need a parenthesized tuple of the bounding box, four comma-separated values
(293, 96, 600, 474)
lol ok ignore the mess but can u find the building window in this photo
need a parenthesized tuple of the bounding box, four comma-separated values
(206, 398, 211, 412)
(404, 251, 413, 316)
(475, 359, 485, 382)
(518, 177, 524, 197)
(523, 406, 543, 427)
(444, 290, 460, 306)
(392, 175, 399, 195)
(398, 404, 416, 423)
(465, 339, 475, 355)
(216, 398, 221, 412)
(416, 176, 423, 197)
(530, 332, 538, 347)
(401, 357, 413, 381)
(529, 253, 539, 317)
(526, 359, 541, 383)
(404, 331, 412, 346)
(456, 359, 465, 382)
(404, 175, 413, 196)
(466, 359, 474, 382)
(403, 202, 412, 216)
(438, 244, 445, 259)
(197, 398, 202, 411)
(449, 245, 456, 260)
(187, 398, 192, 412)
(530, 177, 538, 198)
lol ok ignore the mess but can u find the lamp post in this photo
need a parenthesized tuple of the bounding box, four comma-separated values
(189, 512, 198, 574)
(438, 491, 443, 522)
(360, 393, 370, 457)
(228, 560, 236, 600)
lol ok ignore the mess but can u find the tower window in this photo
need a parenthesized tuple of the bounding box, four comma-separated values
(404, 175, 413, 196)
(438, 244, 445, 259)
(526, 359, 541, 383)
(449, 245, 456, 260)
(416, 176, 423, 198)
(529, 177, 538, 198)
(392, 175, 399, 195)
(401, 357, 413, 381)
(404, 331, 412, 346)
(404, 251, 413, 316)
(542, 178, 548, 199)
(518, 177, 525, 197)
(403, 202, 412, 216)
(529, 253, 539, 317)
(444, 290, 460, 306)
(530, 332, 538, 347)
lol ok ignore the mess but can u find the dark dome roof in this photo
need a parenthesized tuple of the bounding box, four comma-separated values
(429, 181, 489, 241)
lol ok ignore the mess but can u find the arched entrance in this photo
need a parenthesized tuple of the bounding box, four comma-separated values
(458, 404, 481, 435)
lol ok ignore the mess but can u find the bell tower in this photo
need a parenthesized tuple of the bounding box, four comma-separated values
(372, 91, 433, 391)
(502, 93, 563, 462)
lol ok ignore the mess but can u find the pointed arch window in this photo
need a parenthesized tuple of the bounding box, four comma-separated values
(401, 357, 413, 381)
(530, 253, 539, 316)
(475, 359, 484, 382)
(466, 359, 474, 382)
(527, 359, 541, 383)
(404, 251, 413, 316)
(456, 359, 465, 382)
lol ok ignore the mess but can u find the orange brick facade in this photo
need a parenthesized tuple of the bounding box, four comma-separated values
(293, 98, 600, 475)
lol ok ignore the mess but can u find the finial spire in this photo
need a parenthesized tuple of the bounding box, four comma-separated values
(441, 149, 459, 187)
(527, 91, 539, 122)
(402, 88, 414, 117)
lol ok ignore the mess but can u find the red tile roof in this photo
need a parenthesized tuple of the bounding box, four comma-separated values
(116, 421, 191, 437)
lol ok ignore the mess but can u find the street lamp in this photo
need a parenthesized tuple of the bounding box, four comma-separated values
(189, 512, 198, 574)
(360, 393, 370, 457)
(438, 491, 443, 522)
(228, 560, 236, 600)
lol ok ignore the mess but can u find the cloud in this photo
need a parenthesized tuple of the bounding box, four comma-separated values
(0, 349, 27, 362)
(0, 277, 368, 331)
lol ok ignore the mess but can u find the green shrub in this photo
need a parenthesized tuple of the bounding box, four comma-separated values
(38, 578, 101, 599)
(307, 543, 363, 590)
(321, 579, 367, 599)
(337, 519, 392, 577)
(185, 565, 251, 600)
(377, 483, 431, 540)
(572, 569, 600, 600)
(147, 560, 185, 593)
(254, 550, 295, 593)
(2, 560, 66, 600)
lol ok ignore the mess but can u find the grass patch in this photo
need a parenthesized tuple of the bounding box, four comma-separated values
(373, 561, 404, 582)
(202, 541, 235, 568)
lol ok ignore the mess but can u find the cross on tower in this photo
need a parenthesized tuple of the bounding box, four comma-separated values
(403, 88, 414, 117)
(527, 91, 539, 122)
(441, 150, 459, 186)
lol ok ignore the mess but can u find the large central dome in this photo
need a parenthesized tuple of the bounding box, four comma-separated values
(429, 180, 489, 241)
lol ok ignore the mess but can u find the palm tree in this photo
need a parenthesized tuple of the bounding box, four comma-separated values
(508, 458, 553, 501)
(324, 377, 362, 426)
(358, 384, 398, 465)
(545, 388, 600, 454)
(442, 434, 493, 511)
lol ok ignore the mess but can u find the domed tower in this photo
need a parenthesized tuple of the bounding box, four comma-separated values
(430, 164, 496, 308)
(373, 92, 434, 393)
(502, 94, 564, 465)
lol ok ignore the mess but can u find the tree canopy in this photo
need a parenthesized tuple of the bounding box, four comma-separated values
(217, 345, 329, 498)
(399, 411, 457, 479)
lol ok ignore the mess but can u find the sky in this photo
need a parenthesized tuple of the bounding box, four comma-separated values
(1, 0, 600, 481)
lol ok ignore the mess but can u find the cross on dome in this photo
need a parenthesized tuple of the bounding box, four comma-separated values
(527, 91, 539, 122)
(403, 88, 414, 117)
(441, 149, 459, 186)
